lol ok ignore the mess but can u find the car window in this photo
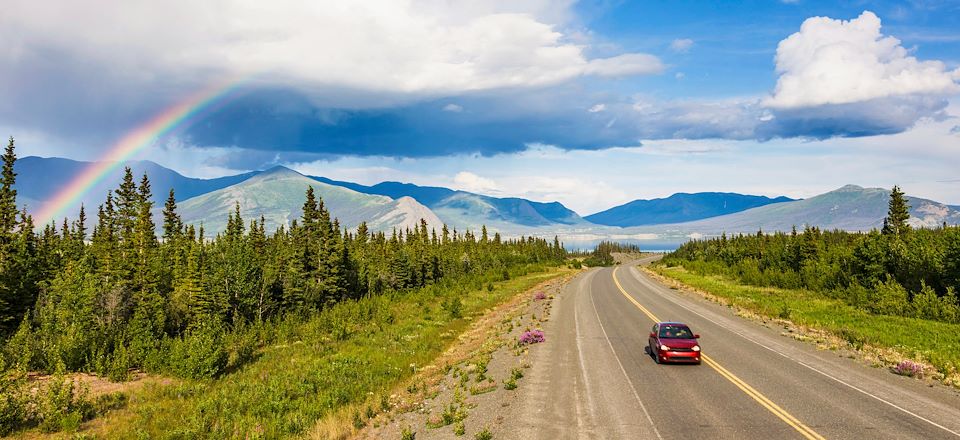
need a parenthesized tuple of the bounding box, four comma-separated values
(659, 325, 693, 339)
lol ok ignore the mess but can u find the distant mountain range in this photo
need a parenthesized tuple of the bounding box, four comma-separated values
(311, 177, 586, 228)
(12, 157, 960, 243)
(646, 185, 960, 235)
(585, 192, 795, 227)
(14, 156, 256, 220)
(178, 167, 440, 234)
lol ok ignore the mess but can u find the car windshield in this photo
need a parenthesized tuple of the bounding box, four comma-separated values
(659, 325, 693, 339)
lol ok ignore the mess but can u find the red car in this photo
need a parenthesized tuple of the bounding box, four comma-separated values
(648, 322, 701, 364)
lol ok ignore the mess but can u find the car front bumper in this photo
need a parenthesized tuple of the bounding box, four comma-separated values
(659, 350, 701, 363)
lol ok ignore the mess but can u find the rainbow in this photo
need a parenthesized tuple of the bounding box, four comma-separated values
(36, 77, 248, 226)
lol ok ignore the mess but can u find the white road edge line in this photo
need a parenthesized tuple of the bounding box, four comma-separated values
(627, 265, 960, 438)
(589, 269, 664, 440)
(573, 270, 599, 436)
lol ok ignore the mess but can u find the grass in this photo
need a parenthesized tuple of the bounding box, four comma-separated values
(54, 264, 570, 439)
(651, 265, 960, 385)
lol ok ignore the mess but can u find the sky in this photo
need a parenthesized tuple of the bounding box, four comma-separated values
(3, 0, 960, 215)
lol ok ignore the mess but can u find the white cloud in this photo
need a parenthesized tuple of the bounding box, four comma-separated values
(583, 53, 664, 76)
(453, 171, 500, 194)
(766, 11, 960, 109)
(675, 72, 685, 80)
(669, 38, 694, 53)
(588, 103, 606, 113)
(2, 0, 662, 100)
(443, 103, 463, 112)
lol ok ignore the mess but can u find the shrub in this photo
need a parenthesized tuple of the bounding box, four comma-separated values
(475, 427, 493, 440)
(166, 323, 228, 379)
(442, 295, 464, 319)
(37, 365, 94, 433)
(518, 330, 545, 346)
(0, 361, 29, 435)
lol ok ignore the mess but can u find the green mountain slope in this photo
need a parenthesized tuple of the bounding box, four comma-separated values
(178, 167, 441, 236)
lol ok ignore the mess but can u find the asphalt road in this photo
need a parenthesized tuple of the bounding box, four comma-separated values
(511, 258, 960, 439)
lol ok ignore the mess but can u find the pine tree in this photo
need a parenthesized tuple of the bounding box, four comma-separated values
(162, 188, 183, 243)
(0, 137, 18, 244)
(114, 167, 139, 241)
(882, 185, 911, 237)
(0, 137, 19, 333)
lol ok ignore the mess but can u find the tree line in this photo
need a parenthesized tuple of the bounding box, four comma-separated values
(662, 186, 960, 323)
(0, 137, 566, 379)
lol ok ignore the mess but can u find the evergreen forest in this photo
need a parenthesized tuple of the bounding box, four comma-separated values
(0, 136, 566, 383)
(662, 186, 960, 323)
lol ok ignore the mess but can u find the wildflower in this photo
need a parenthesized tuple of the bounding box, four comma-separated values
(519, 329, 545, 345)
(892, 360, 923, 378)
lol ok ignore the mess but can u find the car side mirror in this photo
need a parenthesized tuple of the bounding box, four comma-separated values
(649, 332, 656, 338)
(694, 334, 700, 339)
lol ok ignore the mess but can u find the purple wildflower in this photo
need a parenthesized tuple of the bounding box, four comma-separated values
(519, 329, 545, 345)
(892, 360, 923, 378)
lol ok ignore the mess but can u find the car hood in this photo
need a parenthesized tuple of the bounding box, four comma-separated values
(661, 338, 699, 349)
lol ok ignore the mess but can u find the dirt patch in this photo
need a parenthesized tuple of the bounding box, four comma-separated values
(350, 272, 577, 439)
(25, 371, 174, 399)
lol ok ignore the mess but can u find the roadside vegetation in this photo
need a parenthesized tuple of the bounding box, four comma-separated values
(0, 137, 566, 436)
(655, 186, 960, 383)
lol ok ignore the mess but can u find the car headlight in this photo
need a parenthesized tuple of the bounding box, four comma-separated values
(660, 345, 669, 351)
(692, 345, 700, 352)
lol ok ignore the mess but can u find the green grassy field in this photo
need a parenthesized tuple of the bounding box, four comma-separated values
(651, 265, 960, 383)
(40, 265, 570, 439)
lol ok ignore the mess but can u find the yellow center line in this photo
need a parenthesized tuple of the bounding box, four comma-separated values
(611, 267, 826, 440)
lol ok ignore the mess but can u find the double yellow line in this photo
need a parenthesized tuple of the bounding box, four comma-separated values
(611, 267, 826, 440)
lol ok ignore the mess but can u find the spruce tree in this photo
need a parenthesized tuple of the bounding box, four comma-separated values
(0, 137, 18, 243)
(162, 188, 183, 242)
(882, 185, 911, 237)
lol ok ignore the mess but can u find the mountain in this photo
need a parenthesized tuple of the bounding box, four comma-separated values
(178, 167, 441, 236)
(14, 156, 257, 221)
(658, 185, 960, 234)
(310, 176, 586, 229)
(585, 192, 795, 227)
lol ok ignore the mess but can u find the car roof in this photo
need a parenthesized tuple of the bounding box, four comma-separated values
(657, 322, 690, 326)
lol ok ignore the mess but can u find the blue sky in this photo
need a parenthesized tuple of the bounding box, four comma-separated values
(3, 0, 959, 214)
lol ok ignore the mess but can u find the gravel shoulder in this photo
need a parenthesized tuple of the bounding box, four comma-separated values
(354, 271, 578, 440)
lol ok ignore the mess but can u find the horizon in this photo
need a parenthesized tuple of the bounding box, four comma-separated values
(22, 154, 957, 219)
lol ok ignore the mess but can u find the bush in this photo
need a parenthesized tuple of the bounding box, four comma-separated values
(0, 361, 28, 435)
(37, 365, 94, 433)
(165, 323, 228, 379)
(867, 278, 909, 316)
(442, 295, 463, 319)
(475, 427, 493, 440)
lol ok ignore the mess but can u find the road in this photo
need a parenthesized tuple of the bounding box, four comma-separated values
(511, 258, 960, 439)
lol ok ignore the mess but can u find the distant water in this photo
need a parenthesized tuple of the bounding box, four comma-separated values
(562, 238, 685, 252)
